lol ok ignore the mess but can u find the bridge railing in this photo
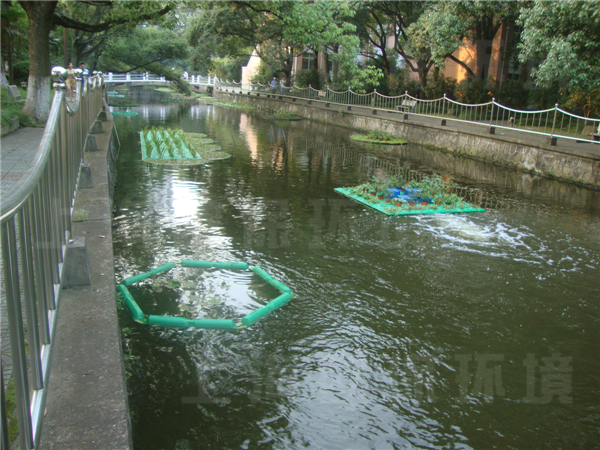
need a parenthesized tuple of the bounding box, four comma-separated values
(1, 73, 104, 450)
(106, 72, 215, 86)
(216, 82, 600, 146)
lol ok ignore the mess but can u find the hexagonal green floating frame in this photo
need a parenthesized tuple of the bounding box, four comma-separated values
(117, 260, 294, 330)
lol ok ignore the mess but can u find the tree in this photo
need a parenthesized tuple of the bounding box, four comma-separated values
(1, 1, 28, 85)
(18, 0, 177, 121)
(518, 0, 600, 91)
(362, 1, 434, 87)
(424, 1, 520, 80)
(187, 1, 366, 87)
(99, 26, 191, 94)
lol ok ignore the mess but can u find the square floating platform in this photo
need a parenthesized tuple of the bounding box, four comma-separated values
(334, 188, 485, 216)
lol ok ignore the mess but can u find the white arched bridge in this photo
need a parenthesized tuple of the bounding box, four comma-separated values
(105, 72, 216, 87)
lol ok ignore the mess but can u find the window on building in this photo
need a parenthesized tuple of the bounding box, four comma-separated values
(302, 52, 316, 70)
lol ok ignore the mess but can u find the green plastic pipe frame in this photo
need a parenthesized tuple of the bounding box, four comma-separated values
(117, 284, 146, 324)
(148, 315, 237, 330)
(122, 262, 175, 286)
(241, 292, 294, 327)
(251, 266, 291, 293)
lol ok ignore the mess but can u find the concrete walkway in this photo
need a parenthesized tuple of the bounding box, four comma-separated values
(35, 111, 133, 450)
(1, 114, 132, 449)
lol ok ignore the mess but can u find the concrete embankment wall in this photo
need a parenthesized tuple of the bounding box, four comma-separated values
(215, 91, 600, 189)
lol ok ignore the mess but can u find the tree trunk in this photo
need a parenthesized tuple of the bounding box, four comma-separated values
(417, 61, 430, 88)
(20, 1, 57, 122)
(7, 41, 13, 85)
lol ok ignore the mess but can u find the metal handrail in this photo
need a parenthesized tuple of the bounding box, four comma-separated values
(215, 82, 600, 146)
(1, 74, 105, 449)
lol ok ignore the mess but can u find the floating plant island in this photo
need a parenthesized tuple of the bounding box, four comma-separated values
(350, 130, 407, 145)
(139, 127, 230, 165)
(336, 175, 484, 216)
(265, 110, 302, 121)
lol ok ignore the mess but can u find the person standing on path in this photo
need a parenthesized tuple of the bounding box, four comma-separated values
(270, 77, 278, 93)
(79, 62, 89, 89)
(65, 62, 77, 100)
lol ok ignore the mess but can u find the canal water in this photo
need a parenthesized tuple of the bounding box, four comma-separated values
(111, 89, 599, 450)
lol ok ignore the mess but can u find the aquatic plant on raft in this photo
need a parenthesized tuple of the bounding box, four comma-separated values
(350, 130, 407, 145)
(337, 175, 484, 216)
(139, 126, 230, 165)
(264, 110, 303, 121)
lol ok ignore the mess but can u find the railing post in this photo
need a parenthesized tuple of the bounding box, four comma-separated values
(489, 98, 495, 134)
(550, 103, 558, 145)
(441, 94, 447, 126)
(2, 220, 35, 450)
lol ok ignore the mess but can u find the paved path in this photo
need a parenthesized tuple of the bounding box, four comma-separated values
(1, 127, 45, 197)
(1, 126, 45, 390)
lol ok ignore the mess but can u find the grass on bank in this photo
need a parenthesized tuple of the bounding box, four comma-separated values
(1, 86, 44, 128)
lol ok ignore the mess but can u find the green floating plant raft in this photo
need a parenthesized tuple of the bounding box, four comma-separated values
(118, 260, 294, 330)
(111, 111, 138, 116)
(335, 187, 485, 215)
(139, 127, 230, 165)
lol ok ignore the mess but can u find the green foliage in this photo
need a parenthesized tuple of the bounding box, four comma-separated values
(1, 1, 29, 83)
(294, 68, 326, 89)
(518, 0, 600, 90)
(343, 65, 384, 94)
(272, 110, 293, 118)
(528, 85, 562, 110)
(187, 1, 362, 86)
(564, 87, 600, 118)
(366, 130, 392, 141)
(490, 80, 530, 109)
(454, 78, 494, 104)
(251, 60, 280, 85)
(1, 87, 43, 128)
(5, 377, 18, 444)
(422, 72, 457, 100)
(211, 56, 245, 81)
(99, 25, 191, 95)
(99, 25, 189, 72)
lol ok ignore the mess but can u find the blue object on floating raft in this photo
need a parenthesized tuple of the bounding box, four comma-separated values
(119, 260, 294, 329)
(241, 292, 294, 327)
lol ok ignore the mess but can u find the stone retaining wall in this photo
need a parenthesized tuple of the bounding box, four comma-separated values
(216, 91, 600, 189)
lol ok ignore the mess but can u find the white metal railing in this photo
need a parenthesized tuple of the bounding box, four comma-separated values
(105, 72, 215, 86)
(215, 82, 600, 146)
(1, 73, 105, 450)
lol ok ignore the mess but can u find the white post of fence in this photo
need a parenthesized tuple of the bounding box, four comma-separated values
(126, 73, 130, 81)
(550, 103, 558, 145)
(441, 94, 447, 126)
(489, 98, 496, 134)
(108, 72, 113, 82)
